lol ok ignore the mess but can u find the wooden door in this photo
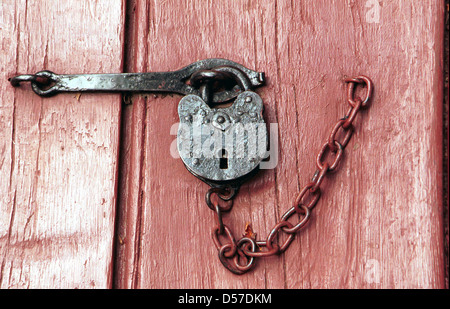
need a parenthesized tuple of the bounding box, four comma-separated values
(1, 0, 447, 289)
(1, 1, 125, 288)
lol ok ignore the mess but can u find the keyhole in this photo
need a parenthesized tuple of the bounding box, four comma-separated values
(219, 149, 228, 169)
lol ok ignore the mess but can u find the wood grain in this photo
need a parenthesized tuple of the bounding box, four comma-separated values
(0, 0, 125, 288)
(115, 0, 445, 289)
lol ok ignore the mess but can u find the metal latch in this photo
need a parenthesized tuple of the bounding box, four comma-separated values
(10, 58, 267, 188)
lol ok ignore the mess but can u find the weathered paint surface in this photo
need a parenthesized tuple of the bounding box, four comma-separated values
(0, 0, 125, 288)
(0, 0, 445, 289)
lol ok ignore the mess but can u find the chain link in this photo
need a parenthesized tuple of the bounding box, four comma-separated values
(206, 76, 373, 274)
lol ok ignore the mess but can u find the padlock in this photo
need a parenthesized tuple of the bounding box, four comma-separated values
(177, 89, 267, 187)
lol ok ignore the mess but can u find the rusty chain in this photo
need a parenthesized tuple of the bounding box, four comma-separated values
(205, 76, 374, 275)
(8, 61, 374, 275)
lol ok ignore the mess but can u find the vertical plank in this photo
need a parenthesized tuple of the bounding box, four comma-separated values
(276, 0, 445, 289)
(114, 0, 149, 289)
(115, 0, 285, 289)
(0, 0, 125, 288)
(116, 0, 445, 288)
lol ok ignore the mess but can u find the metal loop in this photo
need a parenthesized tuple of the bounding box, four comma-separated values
(190, 70, 232, 103)
(280, 205, 311, 234)
(190, 66, 252, 104)
(10, 71, 59, 97)
(342, 98, 362, 129)
(218, 246, 246, 275)
(316, 141, 344, 172)
(243, 240, 279, 258)
(212, 66, 252, 91)
(217, 243, 235, 259)
(266, 221, 295, 253)
(205, 187, 234, 212)
(216, 186, 237, 201)
(30, 71, 60, 97)
(9, 74, 39, 87)
(345, 75, 373, 108)
(233, 237, 256, 272)
(212, 225, 237, 258)
(190, 70, 232, 87)
(294, 182, 322, 211)
(311, 164, 328, 193)
(213, 203, 225, 234)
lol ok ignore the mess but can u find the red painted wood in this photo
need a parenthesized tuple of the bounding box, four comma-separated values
(115, 0, 446, 289)
(113, 0, 148, 289)
(0, 1, 125, 288)
(0, 0, 445, 289)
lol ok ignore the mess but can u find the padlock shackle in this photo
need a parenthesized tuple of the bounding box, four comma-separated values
(212, 66, 252, 91)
